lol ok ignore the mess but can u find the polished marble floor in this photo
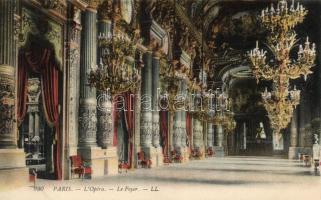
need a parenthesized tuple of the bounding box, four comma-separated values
(2, 156, 321, 200)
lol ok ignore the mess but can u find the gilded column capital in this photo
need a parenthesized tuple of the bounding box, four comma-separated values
(87, 0, 101, 11)
(152, 47, 163, 59)
(97, 0, 113, 22)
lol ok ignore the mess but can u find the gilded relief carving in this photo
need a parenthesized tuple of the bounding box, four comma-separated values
(0, 66, 15, 135)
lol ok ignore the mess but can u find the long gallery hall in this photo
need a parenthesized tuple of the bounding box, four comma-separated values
(0, 0, 321, 199)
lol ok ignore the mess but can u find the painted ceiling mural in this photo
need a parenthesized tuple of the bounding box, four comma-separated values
(229, 79, 264, 114)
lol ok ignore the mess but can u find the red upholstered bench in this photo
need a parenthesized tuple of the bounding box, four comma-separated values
(118, 162, 130, 173)
(137, 151, 152, 168)
(70, 155, 92, 179)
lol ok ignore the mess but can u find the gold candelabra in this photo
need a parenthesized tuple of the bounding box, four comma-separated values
(88, 30, 141, 96)
(190, 87, 235, 133)
(160, 60, 186, 113)
(249, 0, 316, 134)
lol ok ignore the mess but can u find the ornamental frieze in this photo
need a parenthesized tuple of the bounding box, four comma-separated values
(141, 115, 153, 146)
(97, 109, 113, 148)
(78, 105, 97, 141)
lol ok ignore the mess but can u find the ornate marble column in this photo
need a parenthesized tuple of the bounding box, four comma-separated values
(217, 125, 224, 147)
(97, 4, 113, 149)
(173, 79, 183, 155)
(290, 110, 298, 145)
(173, 112, 182, 151)
(0, 0, 28, 188)
(192, 119, 202, 149)
(152, 52, 161, 148)
(140, 51, 153, 155)
(207, 123, 213, 150)
(180, 81, 187, 150)
(77, 1, 118, 177)
(214, 124, 225, 157)
(0, 0, 16, 149)
(133, 45, 145, 168)
(64, 2, 84, 179)
(27, 78, 41, 154)
(299, 92, 311, 148)
(66, 3, 82, 157)
(78, 4, 98, 148)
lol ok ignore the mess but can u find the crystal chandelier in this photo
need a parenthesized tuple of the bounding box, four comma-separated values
(249, 0, 316, 134)
(88, 31, 141, 96)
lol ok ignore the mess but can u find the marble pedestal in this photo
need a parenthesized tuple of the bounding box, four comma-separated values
(288, 147, 301, 159)
(0, 149, 29, 190)
(104, 147, 118, 175)
(213, 146, 225, 157)
(142, 147, 164, 167)
(181, 147, 190, 163)
(78, 147, 118, 177)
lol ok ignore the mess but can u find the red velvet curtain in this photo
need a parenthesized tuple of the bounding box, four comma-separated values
(161, 111, 169, 161)
(186, 112, 192, 152)
(17, 50, 28, 125)
(123, 92, 134, 168)
(112, 99, 118, 147)
(18, 48, 61, 180)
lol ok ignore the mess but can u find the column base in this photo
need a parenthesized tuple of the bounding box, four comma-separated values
(312, 144, 320, 160)
(78, 146, 118, 178)
(288, 147, 313, 160)
(105, 147, 118, 175)
(64, 146, 78, 180)
(190, 147, 205, 160)
(298, 147, 312, 156)
(171, 146, 189, 163)
(0, 149, 29, 191)
(181, 147, 190, 163)
(206, 146, 214, 158)
(142, 146, 164, 168)
(288, 147, 301, 159)
(213, 146, 225, 157)
(133, 145, 141, 168)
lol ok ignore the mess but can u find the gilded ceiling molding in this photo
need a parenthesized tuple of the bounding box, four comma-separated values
(87, 0, 100, 10)
(149, 21, 168, 56)
(70, 0, 88, 10)
(150, 0, 211, 64)
(151, 0, 175, 36)
(97, 0, 113, 21)
(22, 0, 67, 21)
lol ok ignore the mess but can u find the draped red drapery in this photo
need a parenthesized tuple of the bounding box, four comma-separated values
(112, 99, 119, 147)
(17, 47, 61, 180)
(113, 92, 134, 168)
(161, 110, 169, 162)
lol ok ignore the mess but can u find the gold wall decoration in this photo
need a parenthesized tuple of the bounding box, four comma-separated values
(88, 30, 141, 95)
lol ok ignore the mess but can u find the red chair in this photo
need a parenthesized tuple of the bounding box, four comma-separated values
(70, 155, 92, 179)
(118, 162, 130, 173)
(137, 151, 152, 168)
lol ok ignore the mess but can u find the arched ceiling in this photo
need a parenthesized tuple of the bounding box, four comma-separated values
(176, 0, 273, 87)
(176, 0, 319, 88)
